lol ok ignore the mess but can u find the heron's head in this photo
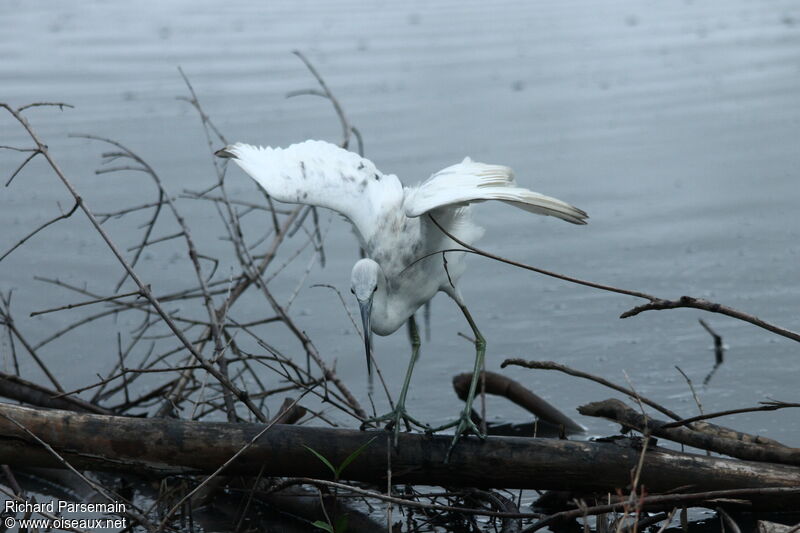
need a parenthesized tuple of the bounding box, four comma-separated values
(350, 258, 381, 381)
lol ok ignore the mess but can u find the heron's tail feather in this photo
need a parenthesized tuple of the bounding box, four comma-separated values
(407, 158, 587, 224)
(499, 189, 588, 225)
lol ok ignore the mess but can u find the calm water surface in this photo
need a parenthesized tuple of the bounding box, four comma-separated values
(2, 0, 799, 450)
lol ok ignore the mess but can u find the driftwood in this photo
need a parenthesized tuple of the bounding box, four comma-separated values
(0, 371, 112, 415)
(579, 398, 800, 466)
(452, 371, 584, 434)
(1, 403, 799, 507)
(503, 359, 790, 448)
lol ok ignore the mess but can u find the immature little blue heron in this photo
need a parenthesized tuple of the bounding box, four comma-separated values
(216, 140, 587, 449)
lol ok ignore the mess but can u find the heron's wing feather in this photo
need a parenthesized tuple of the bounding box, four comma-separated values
(404, 157, 587, 225)
(218, 140, 404, 242)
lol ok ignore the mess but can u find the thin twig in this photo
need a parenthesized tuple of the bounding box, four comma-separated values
(17, 102, 74, 112)
(290, 50, 351, 150)
(310, 284, 361, 334)
(95, 198, 176, 221)
(2, 103, 267, 423)
(425, 215, 800, 343)
(85, 134, 245, 422)
(0, 411, 152, 529)
(268, 478, 542, 520)
(523, 487, 800, 532)
(0, 200, 79, 262)
(501, 359, 683, 421)
(621, 296, 800, 343)
(155, 206, 301, 418)
(157, 392, 310, 530)
(675, 366, 704, 416)
(0, 292, 64, 392)
(424, 215, 651, 299)
(179, 191, 292, 215)
(4, 149, 40, 187)
(660, 401, 800, 430)
(125, 231, 184, 252)
(30, 287, 144, 317)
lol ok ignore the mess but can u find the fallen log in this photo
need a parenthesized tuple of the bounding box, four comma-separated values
(579, 398, 800, 466)
(452, 371, 584, 434)
(502, 360, 788, 447)
(0, 372, 112, 415)
(0, 403, 798, 505)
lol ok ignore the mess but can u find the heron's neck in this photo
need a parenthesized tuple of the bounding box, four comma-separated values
(369, 269, 406, 336)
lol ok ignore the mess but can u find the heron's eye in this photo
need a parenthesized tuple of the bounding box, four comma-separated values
(350, 288, 355, 294)
(373, 286, 378, 293)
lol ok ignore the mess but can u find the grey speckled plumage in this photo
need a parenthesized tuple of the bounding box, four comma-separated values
(217, 139, 587, 336)
(217, 138, 587, 453)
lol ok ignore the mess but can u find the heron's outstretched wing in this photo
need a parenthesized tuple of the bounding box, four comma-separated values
(404, 157, 587, 224)
(217, 140, 404, 242)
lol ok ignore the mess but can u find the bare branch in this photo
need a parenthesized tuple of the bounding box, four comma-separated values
(4, 149, 40, 187)
(0, 410, 152, 529)
(0, 292, 64, 392)
(16, 102, 74, 112)
(291, 50, 351, 150)
(179, 191, 292, 215)
(0, 200, 79, 262)
(426, 215, 800, 343)
(660, 401, 800, 430)
(501, 359, 682, 421)
(125, 230, 184, 252)
(621, 296, 800, 342)
(1, 103, 267, 422)
(524, 487, 800, 532)
(578, 398, 800, 465)
(30, 287, 144, 317)
(425, 215, 651, 299)
(0, 145, 39, 152)
(157, 392, 310, 529)
(270, 477, 541, 519)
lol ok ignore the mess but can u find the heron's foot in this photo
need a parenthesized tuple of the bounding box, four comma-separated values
(427, 408, 486, 463)
(360, 407, 431, 445)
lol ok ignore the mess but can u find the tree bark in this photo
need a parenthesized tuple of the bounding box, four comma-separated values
(452, 371, 584, 434)
(0, 403, 798, 503)
(0, 372, 112, 415)
(579, 398, 800, 466)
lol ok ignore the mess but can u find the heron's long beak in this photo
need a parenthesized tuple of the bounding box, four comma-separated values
(358, 297, 373, 384)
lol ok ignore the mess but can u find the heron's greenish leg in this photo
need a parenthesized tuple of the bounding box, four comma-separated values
(457, 302, 486, 434)
(362, 316, 430, 444)
(397, 314, 421, 415)
(426, 302, 486, 461)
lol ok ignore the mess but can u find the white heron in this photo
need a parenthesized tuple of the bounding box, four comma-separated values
(216, 140, 587, 450)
